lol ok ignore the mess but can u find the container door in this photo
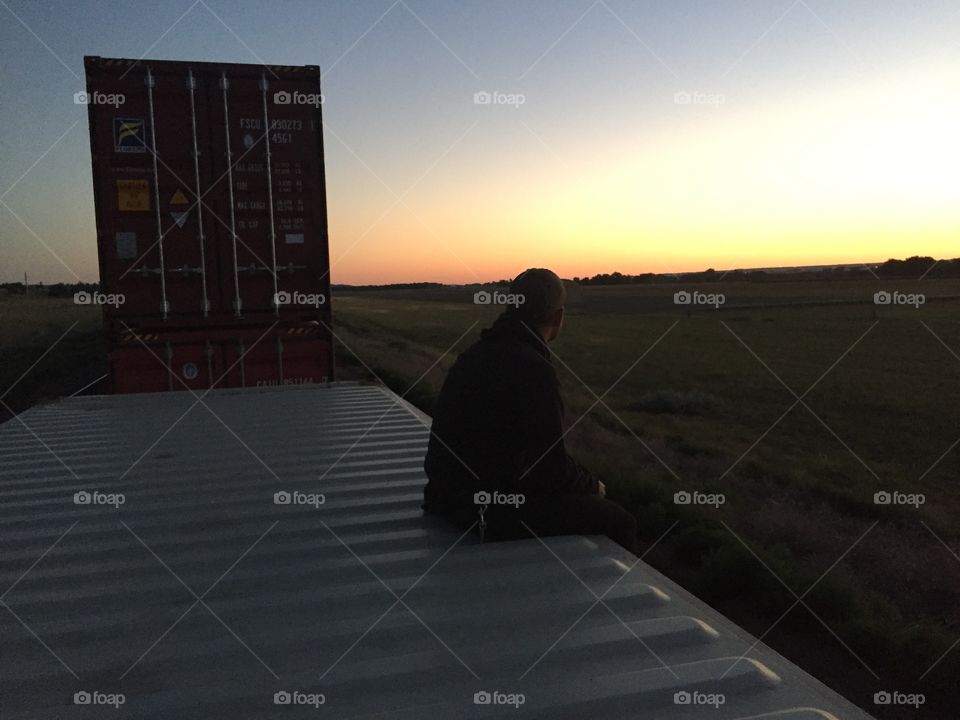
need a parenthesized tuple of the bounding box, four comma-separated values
(265, 75, 331, 325)
(86, 58, 220, 323)
(218, 325, 331, 388)
(145, 65, 219, 320)
(87, 61, 162, 319)
(207, 68, 330, 324)
(207, 70, 273, 321)
(110, 331, 220, 394)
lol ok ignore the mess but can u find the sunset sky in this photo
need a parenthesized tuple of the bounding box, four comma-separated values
(1, 0, 958, 284)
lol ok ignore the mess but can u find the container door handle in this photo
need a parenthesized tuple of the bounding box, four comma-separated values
(168, 265, 205, 276)
(238, 263, 271, 274)
(133, 266, 164, 276)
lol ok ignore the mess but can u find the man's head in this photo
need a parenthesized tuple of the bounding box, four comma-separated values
(509, 268, 566, 343)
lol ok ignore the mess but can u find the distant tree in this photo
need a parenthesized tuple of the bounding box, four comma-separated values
(563, 255, 959, 286)
(877, 256, 939, 278)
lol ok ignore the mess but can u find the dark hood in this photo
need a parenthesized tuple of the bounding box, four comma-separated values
(480, 310, 550, 361)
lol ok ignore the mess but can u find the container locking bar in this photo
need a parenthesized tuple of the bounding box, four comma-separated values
(238, 340, 246, 387)
(164, 341, 174, 391)
(187, 69, 210, 317)
(205, 339, 214, 389)
(260, 73, 281, 317)
(221, 73, 243, 318)
(145, 68, 169, 319)
(276, 335, 284, 382)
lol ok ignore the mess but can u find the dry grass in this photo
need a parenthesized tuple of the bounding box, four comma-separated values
(332, 281, 960, 717)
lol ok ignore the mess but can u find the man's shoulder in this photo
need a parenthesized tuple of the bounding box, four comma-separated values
(459, 332, 552, 375)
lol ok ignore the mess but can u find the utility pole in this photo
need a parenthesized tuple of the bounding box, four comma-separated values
(24, 272, 28, 295)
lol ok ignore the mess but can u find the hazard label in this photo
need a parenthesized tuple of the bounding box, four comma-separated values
(117, 179, 149, 211)
(167, 189, 191, 228)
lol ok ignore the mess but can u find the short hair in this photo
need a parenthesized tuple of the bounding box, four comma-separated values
(509, 268, 566, 325)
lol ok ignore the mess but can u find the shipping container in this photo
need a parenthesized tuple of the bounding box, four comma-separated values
(109, 322, 332, 393)
(0, 383, 878, 719)
(83, 56, 333, 391)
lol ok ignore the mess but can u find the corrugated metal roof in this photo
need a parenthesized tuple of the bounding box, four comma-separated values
(0, 382, 874, 719)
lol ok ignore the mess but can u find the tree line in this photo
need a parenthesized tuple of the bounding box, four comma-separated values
(573, 257, 960, 285)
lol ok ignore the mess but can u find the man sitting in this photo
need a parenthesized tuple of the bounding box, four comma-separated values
(423, 268, 638, 552)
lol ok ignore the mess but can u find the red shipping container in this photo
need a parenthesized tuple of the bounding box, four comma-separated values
(110, 323, 333, 394)
(83, 56, 334, 391)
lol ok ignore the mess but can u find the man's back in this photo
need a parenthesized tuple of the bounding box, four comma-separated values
(423, 311, 594, 528)
(423, 269, 636, 551)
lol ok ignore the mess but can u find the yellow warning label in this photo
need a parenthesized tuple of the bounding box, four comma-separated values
(169, 189, 189, 205)
(117, 179, 150, 211)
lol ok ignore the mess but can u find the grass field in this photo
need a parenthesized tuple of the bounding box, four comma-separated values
(3, 278, 959, 717)
(332, 277, 960, 717)
(0, 294, 105, 421)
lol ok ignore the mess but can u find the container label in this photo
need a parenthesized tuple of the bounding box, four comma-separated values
(285, 233, 304, 244)
(256, 377, 314, 386)
(115, 232, 137, 259)
(117, 179, 150, 211)
(169, 189, 191, 228)
(113, 118, 147, 153)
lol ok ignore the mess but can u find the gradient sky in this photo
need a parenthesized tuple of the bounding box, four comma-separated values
(1, 0, 958, 284)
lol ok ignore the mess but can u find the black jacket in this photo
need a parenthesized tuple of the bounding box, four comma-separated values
(423, 311, 597, 526)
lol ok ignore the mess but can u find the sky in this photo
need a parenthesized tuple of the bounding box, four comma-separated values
(1, 0, 958, 285)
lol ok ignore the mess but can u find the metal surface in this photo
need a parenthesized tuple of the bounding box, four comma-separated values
(108, 323, 332, 393)
(186, 68, 210, 318)
(83, 56, 333, 391)
(0, 383, 874, 719)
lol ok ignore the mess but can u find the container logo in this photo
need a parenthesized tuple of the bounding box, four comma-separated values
(114, 118, 146, 153)
(182, 363, 199, 381)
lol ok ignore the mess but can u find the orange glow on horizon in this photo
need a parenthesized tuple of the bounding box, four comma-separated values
(327, 60, 959, 285)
